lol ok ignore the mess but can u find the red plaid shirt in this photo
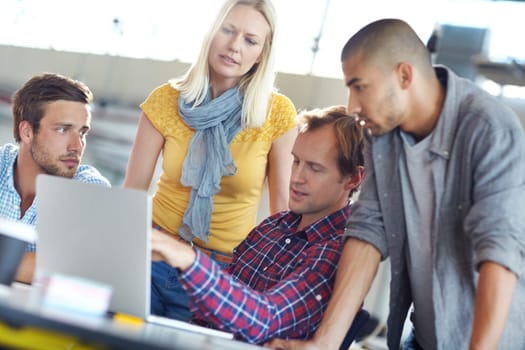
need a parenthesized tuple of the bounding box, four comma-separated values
(178, 206, 350, 344)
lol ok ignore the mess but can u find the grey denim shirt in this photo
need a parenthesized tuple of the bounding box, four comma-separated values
(344, 66, 525, 349)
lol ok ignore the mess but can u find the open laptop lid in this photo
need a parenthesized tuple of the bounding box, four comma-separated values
(35, 174, 152, 319)
(35, 175, 234, 340)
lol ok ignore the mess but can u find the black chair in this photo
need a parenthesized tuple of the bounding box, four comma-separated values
(339, 309, 370, 350)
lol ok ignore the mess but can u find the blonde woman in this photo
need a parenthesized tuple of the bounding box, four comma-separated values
(124, 0, 297, 320)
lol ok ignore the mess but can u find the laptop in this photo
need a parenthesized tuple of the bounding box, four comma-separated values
(35, 174, 233, 339)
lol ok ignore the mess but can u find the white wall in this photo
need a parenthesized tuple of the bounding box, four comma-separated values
(2, 44, 524, 123)
(0, 45, 348, 111)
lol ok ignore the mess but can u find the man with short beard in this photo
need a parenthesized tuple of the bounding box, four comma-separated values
(0, 73, 110, 284)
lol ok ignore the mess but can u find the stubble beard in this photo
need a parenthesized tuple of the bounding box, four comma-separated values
(30, 141, 78, 178)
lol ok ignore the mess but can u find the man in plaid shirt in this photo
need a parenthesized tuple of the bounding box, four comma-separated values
(0, 73, 110, 284)
(151, 105, 364, 344)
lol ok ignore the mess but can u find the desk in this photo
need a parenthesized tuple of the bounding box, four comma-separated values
(0, 284, 263, 350)
(474, 58, 525, 87)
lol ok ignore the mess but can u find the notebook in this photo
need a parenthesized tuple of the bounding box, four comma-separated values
(35, 174, 233, 339)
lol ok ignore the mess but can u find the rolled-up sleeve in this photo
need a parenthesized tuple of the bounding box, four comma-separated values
(344, 134, 389, 259)
(466, 119, 525, 276)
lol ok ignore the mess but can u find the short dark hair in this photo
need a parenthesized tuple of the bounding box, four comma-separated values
(12, 73, 93, 142)
(296, 105, 364, 196)
(340, 18, 432, 74)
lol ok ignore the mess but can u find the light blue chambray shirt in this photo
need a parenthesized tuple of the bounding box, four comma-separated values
(0, 143, 111, 251)
(344, 67, 525, 349)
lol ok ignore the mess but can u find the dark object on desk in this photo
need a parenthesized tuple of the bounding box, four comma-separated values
(339, 308, 370, 350)
(0, 219, 36, 286)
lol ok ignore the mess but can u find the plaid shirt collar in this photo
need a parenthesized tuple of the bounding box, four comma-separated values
(279, 205, 351, 243)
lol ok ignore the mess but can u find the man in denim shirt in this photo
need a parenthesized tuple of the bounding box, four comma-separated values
(0, 73, 110, 284)
(269, 19, 524, 350)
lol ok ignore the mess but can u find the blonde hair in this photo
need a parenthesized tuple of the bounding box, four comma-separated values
(171, 0, 277, 128)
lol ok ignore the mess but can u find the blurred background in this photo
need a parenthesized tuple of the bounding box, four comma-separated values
(1, 0, 524, 348)
(2, 0, 524, 185)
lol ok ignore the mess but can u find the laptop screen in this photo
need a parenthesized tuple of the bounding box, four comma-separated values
(35, 174, 152, 318)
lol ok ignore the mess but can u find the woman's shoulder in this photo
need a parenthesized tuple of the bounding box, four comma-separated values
(269, 91, 296, 115)
(267, 91, 297, 125)
(141, 83, 180, 117)
(266, 91, 297, 132)
(141, 83, 190, 136)
(144, 82, 181, 102)
(235, 91, 296, 142)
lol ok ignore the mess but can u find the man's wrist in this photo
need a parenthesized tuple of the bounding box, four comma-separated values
(175, 243, 197, 271)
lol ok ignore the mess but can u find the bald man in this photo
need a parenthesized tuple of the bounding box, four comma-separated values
(268, 18, 525, 350)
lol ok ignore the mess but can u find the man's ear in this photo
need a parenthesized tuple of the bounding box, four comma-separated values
(344, 165, 364, 192)
(18, 121, 34, 144)
(396, 62, 413, 90)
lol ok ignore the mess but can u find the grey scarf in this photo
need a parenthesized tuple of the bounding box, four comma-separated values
(178, 86, 242, 243)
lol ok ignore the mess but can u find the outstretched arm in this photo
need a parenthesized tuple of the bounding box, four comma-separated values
(152, 227, 346, 344)
(469, 261, 517, 350)
(123, 113, 164, 190)
(266, 238, 381, 350)
(151, 229, 196, 269)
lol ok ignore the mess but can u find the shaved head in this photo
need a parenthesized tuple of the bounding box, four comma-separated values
(341, 19, 433, 76)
